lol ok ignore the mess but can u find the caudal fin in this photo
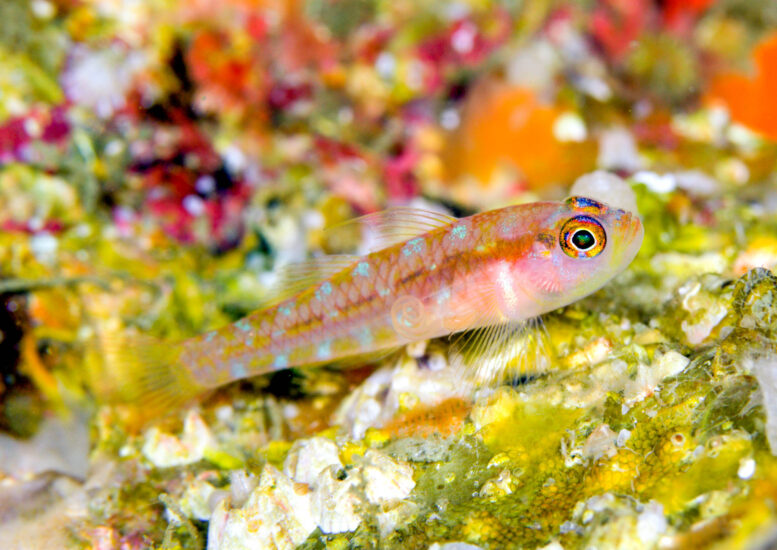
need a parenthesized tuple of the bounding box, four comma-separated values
(88, 329, 206, 417)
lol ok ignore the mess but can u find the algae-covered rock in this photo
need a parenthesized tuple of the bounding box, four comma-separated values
(7, 1, 777, 549)
(207, 463, 316, 550)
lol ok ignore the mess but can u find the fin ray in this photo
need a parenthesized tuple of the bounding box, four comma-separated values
(90, 328, 205, 418)
(264, 255, 359, 306)
(326, 207, 457, 253)
(449, 317, 550, 386)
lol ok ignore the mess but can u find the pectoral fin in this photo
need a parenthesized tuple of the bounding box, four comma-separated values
(449, 317, 550, 386)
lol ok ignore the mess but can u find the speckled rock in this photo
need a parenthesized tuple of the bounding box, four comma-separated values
(312, 464, 363, 534)
(142, 410, 216, 468)
(207, 463, 316, 550)
(283, 436, 342, 487)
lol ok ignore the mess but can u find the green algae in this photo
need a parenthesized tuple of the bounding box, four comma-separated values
(297, 266, 777, 549)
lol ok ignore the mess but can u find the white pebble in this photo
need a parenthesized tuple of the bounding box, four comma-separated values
(570, 171, 639, 215)
(553, 112, 587, 142)
(183, 194, 205, 216)
(737, 457, 756, 480)
(633, 171, 676, 194)
(597, 127, 642, 171)
(30, 232, 59, 264)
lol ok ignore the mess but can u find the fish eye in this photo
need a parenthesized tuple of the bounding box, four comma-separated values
(571, 229, 595, 250)
(560, 216, 606, 258)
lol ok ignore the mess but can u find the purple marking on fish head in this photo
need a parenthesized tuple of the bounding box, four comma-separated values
(502, 197, 643, 315)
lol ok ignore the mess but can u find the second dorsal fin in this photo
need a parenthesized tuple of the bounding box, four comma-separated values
(327, 207, 458, 253)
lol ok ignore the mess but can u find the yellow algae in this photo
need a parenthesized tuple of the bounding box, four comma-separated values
(339, 441, 368, 465)
(262, 439, 293, 469)
(472, 387, 583, 455)
(364, 427, 391, 447)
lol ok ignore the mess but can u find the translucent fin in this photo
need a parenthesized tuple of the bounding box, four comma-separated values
(90, 328, 206, 418)
(449, 317, 550, 387)
(326, 207, 457, 253)
(264, 255, 359, 306)
(307, 347, 402, 371)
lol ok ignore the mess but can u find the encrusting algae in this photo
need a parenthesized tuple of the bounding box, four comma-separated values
(7, 1, 777, 549)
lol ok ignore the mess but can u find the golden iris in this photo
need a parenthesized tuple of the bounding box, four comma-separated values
(560, 215, 606, 258)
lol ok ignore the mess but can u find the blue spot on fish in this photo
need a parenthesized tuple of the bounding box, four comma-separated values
(354, 261, 370, 276)
(205, 331, 217, 343)
(452, 224, 467, 239)
(230, 362, 247, 379)
(437, 288, 451, 304)
(273, 355, 288, 369)
(378, 288, 390, 297)
(501, 219, 516, 235)
(279, 305, 292, 316)
(316, 281, 334, 301)
(235, 319, 251, 332)
(317, 340, 331, 359)
(402, 238, 424, 256)
(272, 329, 283, 339)
(357, 327, 373, 347)
(245, 337, 254, 347)
(329, 310, 340, 318)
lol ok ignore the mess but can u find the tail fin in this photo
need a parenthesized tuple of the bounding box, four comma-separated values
(88, 328, 206, 418)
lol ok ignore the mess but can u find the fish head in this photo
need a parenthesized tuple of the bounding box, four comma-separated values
(511, 195, 643, 311)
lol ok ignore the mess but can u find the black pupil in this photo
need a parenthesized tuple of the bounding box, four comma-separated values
(572, 229, 595, 250)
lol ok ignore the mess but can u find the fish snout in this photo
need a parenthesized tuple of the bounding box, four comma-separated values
(613, 209, 642, 244)
(609, 208, 643, 263)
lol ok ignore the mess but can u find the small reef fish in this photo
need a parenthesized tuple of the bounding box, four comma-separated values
(106, 196, 643, 412)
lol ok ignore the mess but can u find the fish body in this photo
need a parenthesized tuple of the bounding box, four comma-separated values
(182, 196, 642, 387)
(107, 196, 643, 411)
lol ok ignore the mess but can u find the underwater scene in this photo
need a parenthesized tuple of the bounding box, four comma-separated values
(4, 0, 777, 548)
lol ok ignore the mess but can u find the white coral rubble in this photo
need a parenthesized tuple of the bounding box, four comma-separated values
(208, 440, 417, 547)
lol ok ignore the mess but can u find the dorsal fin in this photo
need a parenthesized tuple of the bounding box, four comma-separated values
(326, 207, 457, 253)
(263, 255, 359, 306)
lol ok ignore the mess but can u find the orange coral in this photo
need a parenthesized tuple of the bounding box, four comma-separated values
(382, 398, 471, 439)
(442, 81, 596, 196)
(708, 32, 777, 141)
(186, 29, 268, 117)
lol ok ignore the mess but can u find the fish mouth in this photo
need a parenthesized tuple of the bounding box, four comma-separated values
(610, 209, 644, 264)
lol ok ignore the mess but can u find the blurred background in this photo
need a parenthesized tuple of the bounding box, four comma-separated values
(4, 0, 777, 548)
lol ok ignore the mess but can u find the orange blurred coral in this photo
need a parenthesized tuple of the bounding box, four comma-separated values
(186, 29, 268, 117)
(443, 81, 596, 195)
(382, 398, 471, 439)
(708, 32, 777, 141)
